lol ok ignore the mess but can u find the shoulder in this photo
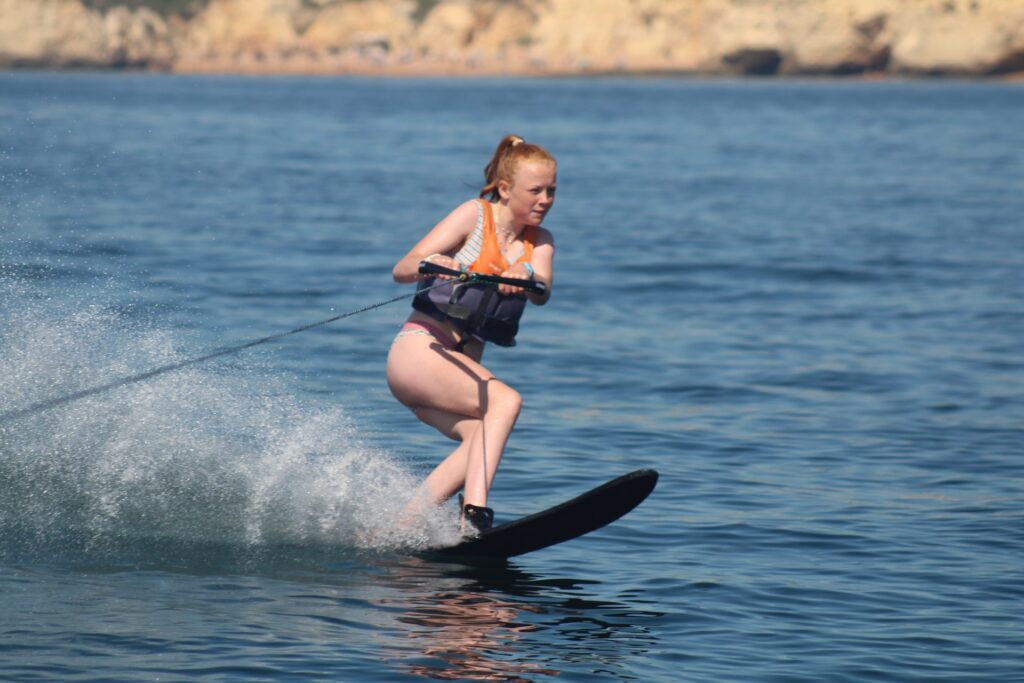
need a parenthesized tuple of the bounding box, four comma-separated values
(450, 199, 484, 222)
(430, 200, 483, 239)
(534, 225, 555, 248)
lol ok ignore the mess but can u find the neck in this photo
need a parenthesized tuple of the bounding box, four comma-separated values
(493, 202, 524, 238)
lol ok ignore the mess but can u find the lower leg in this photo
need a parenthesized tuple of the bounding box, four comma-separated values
(462, 382, 521, 508)
(396, 435, 469, 531)
(420, 429, 474, 505)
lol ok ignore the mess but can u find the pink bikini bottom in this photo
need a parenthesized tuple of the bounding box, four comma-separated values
(393, 320, 460, 351)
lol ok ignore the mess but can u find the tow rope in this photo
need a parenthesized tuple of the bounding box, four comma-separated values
(0, 278, 460, 423)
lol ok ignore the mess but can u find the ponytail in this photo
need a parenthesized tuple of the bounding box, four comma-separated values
(480, 134, 556, 201)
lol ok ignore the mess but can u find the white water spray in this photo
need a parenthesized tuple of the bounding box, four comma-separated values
(0, 278, 460, 563)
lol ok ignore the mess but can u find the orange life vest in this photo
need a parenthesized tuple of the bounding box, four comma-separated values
(468, 201, 537, 276)
(411, 201, 537, 347)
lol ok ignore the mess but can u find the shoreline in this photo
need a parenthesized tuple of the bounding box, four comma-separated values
(3, 63, 1023, 83)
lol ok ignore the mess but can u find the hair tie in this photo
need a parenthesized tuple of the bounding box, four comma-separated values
(509, 136, 524, 147)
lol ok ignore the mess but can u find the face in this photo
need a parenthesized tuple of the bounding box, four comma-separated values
(499, 160, 557, 227)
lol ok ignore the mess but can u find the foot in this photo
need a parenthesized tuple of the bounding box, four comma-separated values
(459, 494, 494, 534)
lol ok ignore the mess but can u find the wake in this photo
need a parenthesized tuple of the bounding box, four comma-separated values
(0, 278, 459, 565)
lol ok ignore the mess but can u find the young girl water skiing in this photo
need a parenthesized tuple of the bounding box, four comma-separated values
(387, 135, 557, 532)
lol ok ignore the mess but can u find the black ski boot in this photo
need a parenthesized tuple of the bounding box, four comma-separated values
(459, 495, 494, 534)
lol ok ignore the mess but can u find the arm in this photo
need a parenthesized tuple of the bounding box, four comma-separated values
(502, 227, 555, 305)
(392, 201, 479, 283)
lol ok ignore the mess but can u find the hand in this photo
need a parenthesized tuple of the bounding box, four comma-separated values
(424, 254, 463, 280)
(497, 266, 530, 295)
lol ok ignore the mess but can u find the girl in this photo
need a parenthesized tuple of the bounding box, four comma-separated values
(387, 135, 557, 532)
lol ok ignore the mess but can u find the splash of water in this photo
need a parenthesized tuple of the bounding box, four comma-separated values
(0, 277, 460, 565)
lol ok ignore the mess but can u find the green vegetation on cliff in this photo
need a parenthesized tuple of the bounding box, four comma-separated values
(82, 0, 209, 18)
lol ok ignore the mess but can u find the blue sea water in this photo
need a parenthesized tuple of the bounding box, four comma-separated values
(1, 72, 1023, 682)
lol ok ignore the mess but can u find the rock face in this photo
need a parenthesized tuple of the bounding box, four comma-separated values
(2, 0, 1023, 77)
(0, 0, 174, 68)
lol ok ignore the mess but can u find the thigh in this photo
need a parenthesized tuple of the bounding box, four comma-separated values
(413, 406, 479, 441)
(386, 332, 498, 420)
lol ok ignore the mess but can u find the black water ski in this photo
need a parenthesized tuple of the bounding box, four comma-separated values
(432, 469, 658, 560)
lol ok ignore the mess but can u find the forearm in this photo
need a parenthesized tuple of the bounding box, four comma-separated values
(392, 201, 478, 283)
(528, 281, 551, 306)
(393, 251, 465, 283)
(392, 252, 429, 283)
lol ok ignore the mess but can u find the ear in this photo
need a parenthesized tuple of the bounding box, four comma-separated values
(497, 178, 512, 201)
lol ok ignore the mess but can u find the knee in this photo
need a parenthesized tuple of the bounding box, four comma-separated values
(488, 381, 522, 419)
(451, 418, 479, 442)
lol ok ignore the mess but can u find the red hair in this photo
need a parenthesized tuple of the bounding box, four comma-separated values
(480, 135, 556, 201)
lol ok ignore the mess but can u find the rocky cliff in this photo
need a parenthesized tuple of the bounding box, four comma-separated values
(2, 0, 1023, 77)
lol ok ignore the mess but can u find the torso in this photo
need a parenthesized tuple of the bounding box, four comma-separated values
(454, 200, 534, 274)
(406, 200, 532, 358)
